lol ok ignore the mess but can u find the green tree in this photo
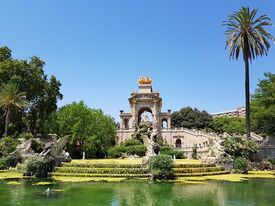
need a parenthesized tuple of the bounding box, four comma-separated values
(56, 101, 116, 158)
(0, 46, 11, 61)
(0, 47, 63, 135)
(0, 83, 28, 137)
(251, 73, 275, 137)
(171, 107, 212, 129)
(223, 7, 274, 139)
(211, 116, 246, 135)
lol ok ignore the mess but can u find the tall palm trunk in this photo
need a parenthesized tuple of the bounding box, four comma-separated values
(4, 107, 11, 137)
(245, 59, 251, 139)
(244, 36, 251, 139)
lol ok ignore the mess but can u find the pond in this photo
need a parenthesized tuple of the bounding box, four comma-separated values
(1, 179, 275, 206)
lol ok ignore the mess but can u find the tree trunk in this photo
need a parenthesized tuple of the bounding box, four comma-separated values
(244, 42, 251, 139)
(4, 108, 11, 137)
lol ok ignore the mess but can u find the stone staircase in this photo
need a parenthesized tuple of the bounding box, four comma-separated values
(172, 163, 228, 177)
(52, 159, 228, 180)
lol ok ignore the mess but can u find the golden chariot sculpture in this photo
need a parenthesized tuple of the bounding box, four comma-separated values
(138, 76, 152, 85)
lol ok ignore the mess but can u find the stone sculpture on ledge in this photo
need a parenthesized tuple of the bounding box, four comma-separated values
(134, 121, 159, 164)
(9, 134, 71, 167)
(201, 138, 233, 170)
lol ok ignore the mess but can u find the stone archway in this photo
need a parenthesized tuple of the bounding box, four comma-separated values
(138, 107, 153, 125)
(161, 118, 168, 129)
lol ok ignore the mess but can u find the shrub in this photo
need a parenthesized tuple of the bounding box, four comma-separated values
(249, 161, 274, 171)
(234, 157, 248, 174)
(268, 159, 275, 165)
(123, 139, 143, 147)
(160, 145, 184, 159)
(0, 157, 9, 169)
(108, 139, 146, 158)
(149, 155, 174, 180)
(159, 145, 172, 154)
(192, 144, 198, 159)
(0, 136, 19, 157)
(25, 156, 55, 177)
(18, 132, 33, 140)
(126, 145, 146, 156)
(16, 163, 27, 173)
(107, 146, 127, 158)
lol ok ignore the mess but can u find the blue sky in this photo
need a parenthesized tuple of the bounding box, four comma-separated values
(0, 0, 274, 121)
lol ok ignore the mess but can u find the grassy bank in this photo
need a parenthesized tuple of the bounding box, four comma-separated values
(1, 159, 275, 184)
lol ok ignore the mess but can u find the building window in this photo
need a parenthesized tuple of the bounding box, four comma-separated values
(124, 119, 129, 130)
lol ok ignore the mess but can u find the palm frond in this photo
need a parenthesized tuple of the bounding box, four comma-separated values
(0, 83, 29, 110)
(223, 7, 274, 61)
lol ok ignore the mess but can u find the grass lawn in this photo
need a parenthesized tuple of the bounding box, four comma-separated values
(0, 170, 24, 180)
(175, 170, 275, 183)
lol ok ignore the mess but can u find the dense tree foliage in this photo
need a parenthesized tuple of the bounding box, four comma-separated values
(51, 101, 117, 158)
(171, 107, 212, 129)
(223, 7, 274, 139)
(0, 46, 62, 136)
(0, 136, 19, 157)
(211, 117, 246, 135)
(251, 73, 275, 137)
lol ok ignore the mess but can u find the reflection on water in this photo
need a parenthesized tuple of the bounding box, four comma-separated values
(1, 179, 275, 206)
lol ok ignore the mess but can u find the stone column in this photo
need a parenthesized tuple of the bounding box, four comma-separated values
(167, 117, 171, 129)
(131, 100, 137, 128)
(120, 119, 124, 130)
(152, 101, 157, 129)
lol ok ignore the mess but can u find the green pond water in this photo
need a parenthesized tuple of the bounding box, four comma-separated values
(1, 179, 275, 206)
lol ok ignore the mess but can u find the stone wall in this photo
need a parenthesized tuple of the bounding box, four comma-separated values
(255, 137, 275, 161)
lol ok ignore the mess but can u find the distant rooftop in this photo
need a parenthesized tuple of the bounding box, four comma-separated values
(211, 106, 245, 118)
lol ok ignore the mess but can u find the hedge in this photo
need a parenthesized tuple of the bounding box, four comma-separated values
(55, 167, 149, 174)
(52, 173, 150, 178)
(61, 163, 143, 168)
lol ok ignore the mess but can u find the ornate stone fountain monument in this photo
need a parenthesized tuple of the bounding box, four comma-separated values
(117, 77, 219, 158)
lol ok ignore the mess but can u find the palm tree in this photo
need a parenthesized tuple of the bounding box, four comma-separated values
(0, 83, 29, 137)
(223, 7, 274, 139)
